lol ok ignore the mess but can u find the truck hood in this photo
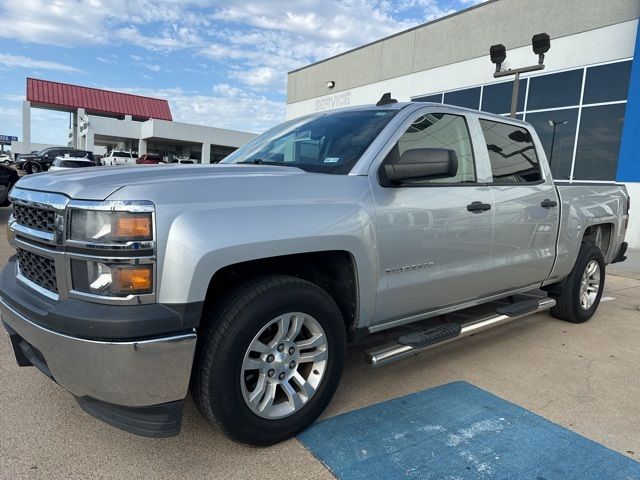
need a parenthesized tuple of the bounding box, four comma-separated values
(13, 164, 306, 201)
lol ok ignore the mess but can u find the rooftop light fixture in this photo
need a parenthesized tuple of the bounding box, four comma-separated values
(489, 44, 506, 73)
(489, 33, 551, 118)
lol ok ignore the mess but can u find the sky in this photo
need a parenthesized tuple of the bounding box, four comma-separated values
(0, 0, 483, 146)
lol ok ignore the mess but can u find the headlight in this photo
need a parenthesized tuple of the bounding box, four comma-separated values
(71, 259, 153, 296)
(70, 209, 152, 243)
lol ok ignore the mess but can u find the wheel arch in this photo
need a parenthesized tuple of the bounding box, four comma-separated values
(581, 222, 615, 258)
(199, 250, 361, 341)
(544, 221, 614, 293)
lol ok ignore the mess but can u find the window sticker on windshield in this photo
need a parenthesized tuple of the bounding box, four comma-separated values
(324, 157, 340, 163)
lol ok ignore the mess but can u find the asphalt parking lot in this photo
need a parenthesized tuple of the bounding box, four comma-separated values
(0, 205, 639, 479)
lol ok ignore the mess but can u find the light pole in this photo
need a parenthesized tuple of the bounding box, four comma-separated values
(489, 33, 551, 118)
(548, 120, 568, 165)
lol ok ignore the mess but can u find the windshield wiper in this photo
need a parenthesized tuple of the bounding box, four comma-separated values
(238, 159, 290, 167)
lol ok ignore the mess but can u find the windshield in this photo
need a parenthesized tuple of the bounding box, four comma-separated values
(113, 152, 132, 157)
(222, 109, 398, 174)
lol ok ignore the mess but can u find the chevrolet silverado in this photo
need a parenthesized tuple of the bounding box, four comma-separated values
(1, 100, 629, 445)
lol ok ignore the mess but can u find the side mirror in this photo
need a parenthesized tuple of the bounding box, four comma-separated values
(380, 148, 458, 185)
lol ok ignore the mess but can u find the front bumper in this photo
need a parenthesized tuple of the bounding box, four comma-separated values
(0, 266, 197, 437)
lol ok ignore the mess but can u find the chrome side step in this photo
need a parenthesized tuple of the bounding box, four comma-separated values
(364, 297, 556, 367)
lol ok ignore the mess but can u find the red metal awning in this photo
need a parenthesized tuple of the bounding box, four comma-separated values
(26, 78, 172, 121)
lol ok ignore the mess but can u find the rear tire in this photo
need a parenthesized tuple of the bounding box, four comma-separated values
(26, 162, 42, 174)
(549, 244, 605, 323)
(191, 275, 346, 446)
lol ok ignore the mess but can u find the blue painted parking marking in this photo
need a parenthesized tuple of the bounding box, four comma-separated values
(298, 381, 640, 479)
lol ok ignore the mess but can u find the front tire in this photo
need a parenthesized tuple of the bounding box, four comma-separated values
(191, 275, 346, 445)
(1, 182, 13, 206)
(550, 244, 605, 323)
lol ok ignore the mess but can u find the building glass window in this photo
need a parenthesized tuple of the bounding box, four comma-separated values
(482, 80, 527, 114)
(583, 61, 632, 105)
(390, 113, 476, 184)
(443, 87, 480, 109)
(413, 93, 443, 103)
(479, 119, 542, 184)
(527, 69, 583, 110)
(573, 103, 626, 181)
(413, 59, 630, 182)
(525, 109, 578, 180)
(211, 146, 236, 163)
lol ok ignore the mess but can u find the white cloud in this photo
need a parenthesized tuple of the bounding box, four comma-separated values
(0, 53, 82, 73)
(96, 56, 117, 64)
(0, 0, 211, 47)
(117, 27, 187, 51)
(0, 0, 470, 139)
(212, 83, 244, 97)
(113, 85, 284, 133)
(0, 106, 70, 146)
(1, 94, 25, 102)
(31, 109, 71, 145)
(0, 0, 108, 47)
(207, 0, 455, 46)
(229, 66, 280, 89)
(199, 0, 457, 92)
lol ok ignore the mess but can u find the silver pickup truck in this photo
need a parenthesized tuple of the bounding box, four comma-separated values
(0, 101, 629, 445)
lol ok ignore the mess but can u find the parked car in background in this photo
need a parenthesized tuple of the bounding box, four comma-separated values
(170, 157, 195, 164)
(17, 147, 94, 174)
(137, 153, 164, 165)
(49, 157, 96, 172)
(103, 150, 135, 166)
(0, 164, 18, 205)
(0, 153, 12, 165)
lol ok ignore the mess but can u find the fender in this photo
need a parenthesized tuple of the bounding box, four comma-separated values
(544, 183, 627, 285)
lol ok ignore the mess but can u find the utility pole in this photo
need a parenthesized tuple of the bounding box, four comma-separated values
(489, 33, 551, 118)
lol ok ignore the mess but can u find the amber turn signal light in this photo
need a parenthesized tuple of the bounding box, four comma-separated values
(113, 213, 152, 241)
(112, 266, 152, 294)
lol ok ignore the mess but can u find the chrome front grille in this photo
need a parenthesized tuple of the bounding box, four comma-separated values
(17, 248, 58, 294)
(13, 203, 56, 234)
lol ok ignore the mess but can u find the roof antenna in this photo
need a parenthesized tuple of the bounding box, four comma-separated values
(376, 92, 397, 106)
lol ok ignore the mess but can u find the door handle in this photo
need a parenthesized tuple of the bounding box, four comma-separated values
(466, 201, 492, 213)
(540, 199, 558, 208)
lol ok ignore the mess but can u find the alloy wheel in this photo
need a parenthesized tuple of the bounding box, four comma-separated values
(579, 259, 600, 310)
(240, 312, 328, 419)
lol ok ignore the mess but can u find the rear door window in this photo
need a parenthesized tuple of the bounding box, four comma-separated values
(479, 119, 542, 184)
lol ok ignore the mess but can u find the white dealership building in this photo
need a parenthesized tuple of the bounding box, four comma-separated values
(13, 78, 256, 163)
(287, 0, 640, 248)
